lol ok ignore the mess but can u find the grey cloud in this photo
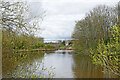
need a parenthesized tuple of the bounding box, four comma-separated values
(29, 0, 118, 41)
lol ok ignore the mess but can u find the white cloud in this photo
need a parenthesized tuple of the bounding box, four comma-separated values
(38, 0, 118, 41)
(17, 0, 119, 3)
(4, 0, 119, 41)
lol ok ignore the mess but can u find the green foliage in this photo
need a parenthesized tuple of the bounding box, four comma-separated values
(33, 43, 45, 49)
(46, 44, 51, 48)
(72, 5, 117, 54)
(72, 3, 120, 76)
(69, 41, 73, 45)
(1, 1, 45, 51)
(62, 41, 66, 46)
(2, 31, 44, 50)
(46, 44, 55, 49)
(90, 25, 120, 76)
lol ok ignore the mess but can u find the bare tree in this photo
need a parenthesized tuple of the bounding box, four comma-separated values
(0, 1, 42, 35)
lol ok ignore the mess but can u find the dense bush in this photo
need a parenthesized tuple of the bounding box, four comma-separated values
(90, 25, 120, 76)
(1, 1, 44, 51)
(72, 3, 120, 76)
(72, 5, 117, 54)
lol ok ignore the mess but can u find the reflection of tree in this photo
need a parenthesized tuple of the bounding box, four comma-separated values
(62, 52, 66, 54)
(3, 52, 44, 78)
(72, 55, 118, 78)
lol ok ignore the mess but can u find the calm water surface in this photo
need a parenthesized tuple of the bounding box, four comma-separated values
(3, 50, 119, 78)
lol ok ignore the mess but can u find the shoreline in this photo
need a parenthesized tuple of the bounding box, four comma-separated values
(16, 48, 75, 53)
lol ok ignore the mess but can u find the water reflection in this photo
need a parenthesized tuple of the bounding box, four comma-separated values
(29, 50, 119, 78)
(2, 52, 44, 78)
(31, 50, 75, 78)
(72, 55, 118, 78)
(3, 50, 119, 78)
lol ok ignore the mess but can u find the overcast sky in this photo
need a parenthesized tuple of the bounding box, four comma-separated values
(7, 0, 120, 41)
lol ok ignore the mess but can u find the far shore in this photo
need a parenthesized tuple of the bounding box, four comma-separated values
(16, 48, 75, 53)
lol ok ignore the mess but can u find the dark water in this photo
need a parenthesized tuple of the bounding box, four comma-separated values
(3, 50, 119, 78)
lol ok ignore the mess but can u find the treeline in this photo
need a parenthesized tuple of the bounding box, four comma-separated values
(72, 4, 120, 76)
(1, 1, 44, 51)
(72, 5, 118, 54)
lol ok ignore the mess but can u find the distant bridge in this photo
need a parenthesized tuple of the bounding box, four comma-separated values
(44, 38, 78, 43)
